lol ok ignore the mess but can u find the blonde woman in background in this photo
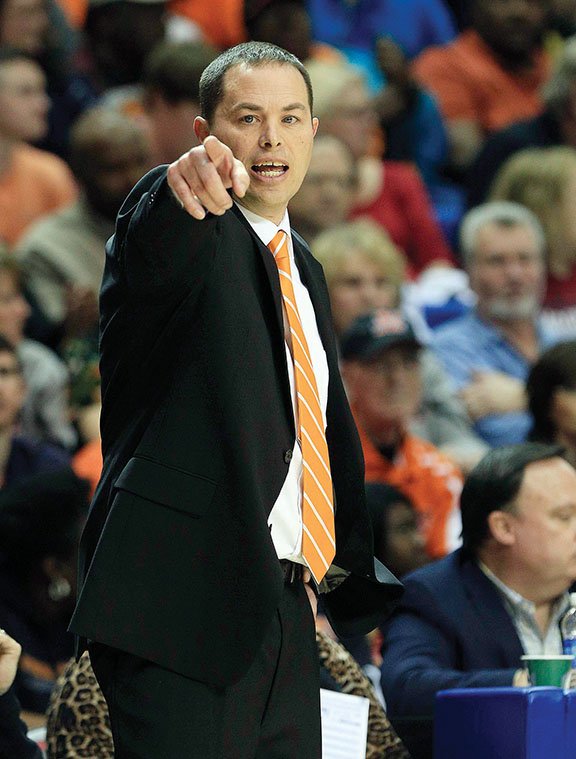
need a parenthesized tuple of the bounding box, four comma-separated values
(312, 218, 487, 472)
(490, 145, 576, 338)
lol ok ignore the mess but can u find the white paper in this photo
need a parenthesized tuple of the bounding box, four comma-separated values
(321, 688, 370, 759)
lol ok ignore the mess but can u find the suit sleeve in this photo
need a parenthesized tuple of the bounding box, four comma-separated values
(113, 166, 219, 298)
(380, 576, 516, 717)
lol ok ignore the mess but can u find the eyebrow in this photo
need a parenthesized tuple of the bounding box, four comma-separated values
(231, 102, 307, 113)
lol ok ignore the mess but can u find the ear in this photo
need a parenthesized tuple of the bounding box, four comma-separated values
(487, 510, 516, 547)
(194, 116, 210, 143)
(312, 117, 319, 137)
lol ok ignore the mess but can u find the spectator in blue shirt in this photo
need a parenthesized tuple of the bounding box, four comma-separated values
(432, 202, 556, 447)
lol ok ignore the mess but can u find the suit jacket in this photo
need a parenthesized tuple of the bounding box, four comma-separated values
(380, 549, 523, 720)
(70, 166, 402, 687)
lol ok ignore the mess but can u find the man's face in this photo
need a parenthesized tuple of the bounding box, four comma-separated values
(0, 59, 49, 142)
(83, 132, 151, 221)
(0, 349, 25, 432)
(468, 222, 545, 321)
(344, 344, 422, 444)
(383, 500, 428, 578)
(201, 62, 318, 224)
(288, 138, 356, 236)
(505, 458, 576, 597)
(474, 0, 548, 61)
(320, 79, 376, 160)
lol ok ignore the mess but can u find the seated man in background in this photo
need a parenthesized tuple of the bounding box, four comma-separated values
(432, 201, 556, 447)
(466, 37, 576, 209)
(341, 308, 463, 560)
(16, 106, 151, 351)
(412, 0, 551, 175)
(380, 443, 576, 759)
(288, 133, 357, 245)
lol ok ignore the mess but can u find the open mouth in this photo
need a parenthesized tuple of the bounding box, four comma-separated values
(251, 162, 288, 177)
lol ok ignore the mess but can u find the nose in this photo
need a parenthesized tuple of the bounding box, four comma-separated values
(259, 121, 282, 149)
(504, 258, 529, 282)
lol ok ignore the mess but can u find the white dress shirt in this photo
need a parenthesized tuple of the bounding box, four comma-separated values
(236, 203, 329, 565)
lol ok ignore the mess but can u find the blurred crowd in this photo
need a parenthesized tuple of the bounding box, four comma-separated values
(2, 0, 576, 757)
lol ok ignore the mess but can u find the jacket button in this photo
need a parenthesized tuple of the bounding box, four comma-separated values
(284, 449, 293, 464)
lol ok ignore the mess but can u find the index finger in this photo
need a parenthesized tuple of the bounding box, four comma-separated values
(203, 135, 234, 176)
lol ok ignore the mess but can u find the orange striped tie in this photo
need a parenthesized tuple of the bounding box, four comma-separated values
(269, 230, 335, 583)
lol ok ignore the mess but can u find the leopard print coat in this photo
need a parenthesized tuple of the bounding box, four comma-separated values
(46, 651, 113, 758)
(46, 638, 410, 758)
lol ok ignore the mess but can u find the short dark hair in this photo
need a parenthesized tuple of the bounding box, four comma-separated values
(143, 40, 218, 105)
(199, 41, 313, 123)
(460, 442, 565, 556)
(527, 340, 576, 442)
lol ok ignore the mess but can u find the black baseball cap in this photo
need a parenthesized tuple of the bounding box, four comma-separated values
(340, 309, 421, 361)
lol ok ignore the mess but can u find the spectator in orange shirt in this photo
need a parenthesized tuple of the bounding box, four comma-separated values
(341, 308, 463, 559)
(0, 47, 76, 246)
(168, 0, 245, 50)
(412, 0, 551, 174)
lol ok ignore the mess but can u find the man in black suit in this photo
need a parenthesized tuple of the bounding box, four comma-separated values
(70, 42, 401, 758)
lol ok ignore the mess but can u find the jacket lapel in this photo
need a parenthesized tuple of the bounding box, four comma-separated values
(231, 205, 285, 333)
(461, 557, 524, 664)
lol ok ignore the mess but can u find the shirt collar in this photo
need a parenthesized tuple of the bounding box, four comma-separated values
(478, 560, 569, 617)
(234, 202, 291, 248)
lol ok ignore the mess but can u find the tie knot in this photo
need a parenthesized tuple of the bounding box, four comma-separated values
(269, 230, 290, 267)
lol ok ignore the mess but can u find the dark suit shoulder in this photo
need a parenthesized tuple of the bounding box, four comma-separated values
(397, 550, 485, 621)
(402, 549, 464, 592)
